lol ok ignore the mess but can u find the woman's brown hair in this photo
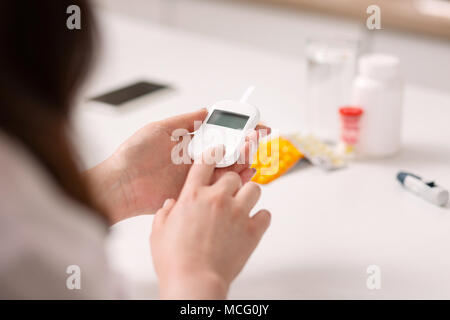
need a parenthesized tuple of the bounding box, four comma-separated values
(0, 1, 105, 219)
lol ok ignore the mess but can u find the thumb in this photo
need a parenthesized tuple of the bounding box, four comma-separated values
(161, 108, 208, 132)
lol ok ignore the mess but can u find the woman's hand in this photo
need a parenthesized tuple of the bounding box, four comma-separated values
(84, 109, 270, 224)
(150, 146, 271, 299)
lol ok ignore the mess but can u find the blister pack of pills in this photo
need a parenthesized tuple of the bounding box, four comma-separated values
(287, 133, 347, 171)
(251, 137, 303, 184)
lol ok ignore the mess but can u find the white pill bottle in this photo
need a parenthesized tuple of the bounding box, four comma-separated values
(351, 54, 403, 158)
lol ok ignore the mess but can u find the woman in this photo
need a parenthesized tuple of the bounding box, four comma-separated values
(0, 1, 270, 299)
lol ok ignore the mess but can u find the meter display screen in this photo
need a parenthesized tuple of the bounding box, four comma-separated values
(206, 110, 249, 130)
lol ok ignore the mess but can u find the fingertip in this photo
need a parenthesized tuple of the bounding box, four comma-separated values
(249, 181, 262, 195)
(215, 144, 226, 155)
(261, 209, 271, 223)
(211, 144, 226, 163)
(163, 109, 209, 132)
(240, 167, 257, 183)
(156, 198, 175, 222)
(246, 129, 258, 141)
(252, 209, 271, 232)
(238, 138, 258, 167)
(195, 144, 226, 165)
(189, 145, 226, 186)
(256, 126, 271, 139)
(163, 198, 175, 208)
(198, 107, 208, 114)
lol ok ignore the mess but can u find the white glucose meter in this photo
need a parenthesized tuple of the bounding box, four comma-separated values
(188, 87, 260, 168)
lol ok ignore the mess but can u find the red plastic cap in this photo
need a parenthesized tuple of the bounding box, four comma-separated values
(339, 106, 363, 116)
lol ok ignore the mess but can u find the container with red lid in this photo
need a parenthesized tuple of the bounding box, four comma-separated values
(338, 106, 364, 154)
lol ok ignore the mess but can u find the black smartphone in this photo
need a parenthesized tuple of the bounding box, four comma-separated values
(90, 81, 169, 106)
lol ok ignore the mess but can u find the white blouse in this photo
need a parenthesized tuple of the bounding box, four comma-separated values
(0, 133, 125, 299)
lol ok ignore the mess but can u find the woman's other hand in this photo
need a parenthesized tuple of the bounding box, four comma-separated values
(84, 109, 270, 224)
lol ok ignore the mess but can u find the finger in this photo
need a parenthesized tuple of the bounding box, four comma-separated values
(233, 125, 269, 169)
(211, 138, 258, 184)
(245, 125, 271, 145)
(235, 182, 262, 213)
(244, 129, 258, 143)
(186, 145, 225, 187)
(255, 124, 271, 137)
(227, 137, 259, 172)
(239, 167, 257, 184)
(248, 209, 271, 240)
(210, 125, 270, 183)
(212, 171, 242, 196)
(161, 108, 208, 132)
(153, 198, 176, 225)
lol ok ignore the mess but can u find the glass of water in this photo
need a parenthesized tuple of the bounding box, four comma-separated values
(305, 38, 359, 143)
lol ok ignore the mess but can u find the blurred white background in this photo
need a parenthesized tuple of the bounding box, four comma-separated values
(94, 0, 450, 92)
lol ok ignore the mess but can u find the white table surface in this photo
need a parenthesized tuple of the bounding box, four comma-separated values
(73, 11, 450, 299)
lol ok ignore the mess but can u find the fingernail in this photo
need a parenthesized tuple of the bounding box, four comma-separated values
(163, 199, 173, 208)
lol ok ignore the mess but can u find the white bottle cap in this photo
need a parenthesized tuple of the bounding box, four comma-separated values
(358, 54, 400, 81)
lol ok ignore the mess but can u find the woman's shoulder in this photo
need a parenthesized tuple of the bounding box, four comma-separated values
(0, 132, 121, 299)
(0, 131, 106, 238)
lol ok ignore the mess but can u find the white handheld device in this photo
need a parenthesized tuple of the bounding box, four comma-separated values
(188, 87, 260, 168)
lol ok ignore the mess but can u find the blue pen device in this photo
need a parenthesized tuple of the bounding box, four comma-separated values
(397, 171, 449, 207)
